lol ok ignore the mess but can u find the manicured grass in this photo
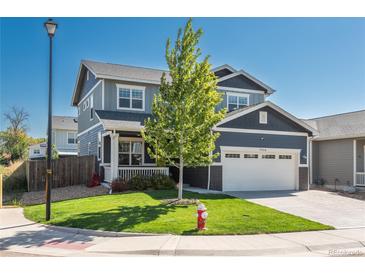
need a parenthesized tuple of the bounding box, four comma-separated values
(24, 190, 333, 235)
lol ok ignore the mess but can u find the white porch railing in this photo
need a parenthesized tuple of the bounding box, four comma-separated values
(118, 167, 169, 181)
(356, 172, 365, 186)
(104, 166, 112, 182)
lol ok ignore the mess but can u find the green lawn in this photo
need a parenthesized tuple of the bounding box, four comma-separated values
(24, 190, 333, 235)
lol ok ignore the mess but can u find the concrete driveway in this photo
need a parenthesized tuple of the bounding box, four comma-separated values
(225, 190, 365, 229)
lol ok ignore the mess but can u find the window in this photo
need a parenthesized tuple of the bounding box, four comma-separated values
(262, 154, 275, 159)
(225, 153, 240, 158)
(259, 111, 267, 124)
(244, 154, 258, 159)
(90, 95, 94, 120)
(33, 148, 40, 154)
(118, 139, 143, 166)
(97, 132, 101, 161)
(117, 84, 145, 110)
(67, 132, 76, 144)
(227, 93, 249, 112)
(279, 155, 292, 159)
(86, 70, 90, 81)
(83, 98, 89, 111)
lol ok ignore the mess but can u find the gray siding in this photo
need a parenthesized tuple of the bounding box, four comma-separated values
(52, 129, 77, 153)
(214, 68, 233, 78)
(312, 139, 354, 187)
(219, 106, 310, 133)
(80, 69, 98, 101)
(215, 132, 308, 164)
(78, 124, 104, 157)
(104, 79, 159, 114)
(299, 167, 308, 190)
(219, 74, 267, 91)
(78, 81, 102, 133)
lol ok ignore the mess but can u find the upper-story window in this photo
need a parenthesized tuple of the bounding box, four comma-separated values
(227, 92, 249, 112)
(67, 132, 76, 144)
(117, 84, 145, 111)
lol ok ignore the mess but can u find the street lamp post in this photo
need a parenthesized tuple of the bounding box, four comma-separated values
(44, 19, 57, 221)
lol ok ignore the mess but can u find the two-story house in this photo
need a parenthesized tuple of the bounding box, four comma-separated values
(71, 60, 316, 192)
(28, 116, 78, 160)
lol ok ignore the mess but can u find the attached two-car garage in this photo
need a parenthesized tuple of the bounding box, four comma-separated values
(221, 147, 299, 191)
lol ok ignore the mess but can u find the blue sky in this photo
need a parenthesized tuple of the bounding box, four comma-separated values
(1, 17, 365, 137)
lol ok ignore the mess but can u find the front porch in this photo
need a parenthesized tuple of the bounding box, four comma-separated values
(100, 131, 169, 183)
(354, 138, 365, 187)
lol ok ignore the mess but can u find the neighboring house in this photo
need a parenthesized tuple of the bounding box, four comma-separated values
(52, 116, 78, 157)
(304, 110, 365, 190)
(71, 60, 315, 191)
(29, 142, 47, 159)
(28, 116, 78, 160)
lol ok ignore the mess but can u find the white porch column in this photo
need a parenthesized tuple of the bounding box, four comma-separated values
(110, 132, 119, 180)
(353, 139, 357, 186)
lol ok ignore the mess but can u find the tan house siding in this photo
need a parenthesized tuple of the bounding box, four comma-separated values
(313, 139, 354, 187)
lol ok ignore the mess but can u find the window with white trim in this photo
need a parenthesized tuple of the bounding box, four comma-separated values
(259, 111, 267, 124)
(262, 154, 275, 159)
(118, 138, 143, 166)
(97, 132, 101, 161)
(227, 93, 249, 112)
(67, 132, 76, 144)
(33, 148, 40, 155)
(225, 153, 240, 158)
(83, 98, 89, 111)
(117, 84, 145, 110)
(244, 154, 258, 159)
(279, 155, 292, 159)
(90, 95, 94, 120)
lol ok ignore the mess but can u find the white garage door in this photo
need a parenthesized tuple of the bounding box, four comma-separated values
(222, 149, 298, 191)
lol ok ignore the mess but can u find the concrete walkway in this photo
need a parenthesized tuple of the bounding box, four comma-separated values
(1, 207, 365, 256)
(225, 190, 365, 229)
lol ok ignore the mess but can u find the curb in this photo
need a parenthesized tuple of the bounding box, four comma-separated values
(41, 224, 171, 238)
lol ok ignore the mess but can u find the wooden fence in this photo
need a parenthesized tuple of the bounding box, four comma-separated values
(26, 156, 96, 192)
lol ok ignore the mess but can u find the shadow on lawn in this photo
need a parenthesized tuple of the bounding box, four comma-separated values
(144, 189, 236, 201)
(55, 204, 188, 232)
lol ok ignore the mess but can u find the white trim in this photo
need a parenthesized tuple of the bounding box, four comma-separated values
(213, 127, 309, 137)
(217, 86, 265, 95)
(86, 70, 90, 81)
(212, 64, 237, 73)
(78, 80, 102, 107)
(364, 145, 365, 172)
(101, 79, 105, 110)
(217, 70, 275, 94)
(215, 101, 318, 135)
(82, 62, 97, 78)
(353, 139, 357, 186)
(259, 111, 267, 124)
(100, 74, 160, 85)
(309, 138, 313, 185)
(299, 164, 309, 167)
(89, 94, 94, 121)
(116, 83, 145, 112)
(77, 122, 103, 137)
(226, 92, 249, 111)
(67, 131, 76, 145)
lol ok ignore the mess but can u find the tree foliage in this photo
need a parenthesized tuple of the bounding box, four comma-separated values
(142, 19, 226, 199)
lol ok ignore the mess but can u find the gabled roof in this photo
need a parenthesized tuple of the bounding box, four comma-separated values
(52, 116, 77, 131)
(95, 110, 152, 131)
(217, 69, 275, 94)
(303, 109, 365, 141)
(215, 101, 317, 134)
(212, 64, 237, 73)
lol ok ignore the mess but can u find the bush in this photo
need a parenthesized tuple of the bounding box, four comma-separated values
(128, 174, 176, 191)
(128, 175, 151, 191)
(150, 174, 176, 190)
(111, 178, 129, 193)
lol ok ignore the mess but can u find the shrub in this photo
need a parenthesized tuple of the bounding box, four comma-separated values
(111, 178, 129, 193)
(128, 175, 151, 191)
(128, 174, 176, 191)
(150, 174, 176, 190)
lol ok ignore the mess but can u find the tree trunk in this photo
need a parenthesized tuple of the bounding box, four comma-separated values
(178, 155, 183, 200)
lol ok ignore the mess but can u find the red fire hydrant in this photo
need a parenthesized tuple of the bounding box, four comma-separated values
(197, 203, 208, 230)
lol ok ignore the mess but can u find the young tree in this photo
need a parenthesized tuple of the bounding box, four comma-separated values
(142, 19, 226, 199)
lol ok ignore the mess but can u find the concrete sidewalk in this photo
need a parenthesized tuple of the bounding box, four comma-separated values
(1, 208, 365, 257)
